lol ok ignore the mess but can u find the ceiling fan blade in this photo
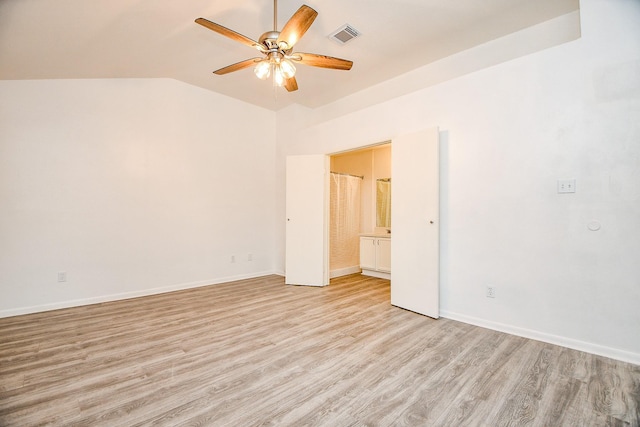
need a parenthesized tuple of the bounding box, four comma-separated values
(213, 58, 262, 75)
(291, 53, 353, 70)
(277, 5, 318, 50)
(195, 18, 261, 50)
(284, 77, 299, 92)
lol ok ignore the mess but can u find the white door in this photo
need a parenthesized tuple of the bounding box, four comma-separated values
(391, 128, 440, 318)
(285, 155, 330, 286)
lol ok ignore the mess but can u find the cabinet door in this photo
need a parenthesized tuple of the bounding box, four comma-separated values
(376, 238, 392, 272)
(359, 237, 376, 270)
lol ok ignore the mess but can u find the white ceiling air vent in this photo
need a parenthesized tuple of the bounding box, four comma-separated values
(328, 24, 361, 45)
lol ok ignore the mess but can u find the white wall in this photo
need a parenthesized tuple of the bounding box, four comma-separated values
(275, 0, 640, 363)
(0, 78, 277, 316)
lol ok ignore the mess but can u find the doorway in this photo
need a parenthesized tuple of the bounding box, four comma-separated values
(329, 143, 391, 279)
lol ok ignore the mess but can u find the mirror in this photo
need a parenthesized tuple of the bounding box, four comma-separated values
(376, 178, 391, 228)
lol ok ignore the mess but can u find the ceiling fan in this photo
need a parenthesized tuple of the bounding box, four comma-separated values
(195, 0, 353, 92)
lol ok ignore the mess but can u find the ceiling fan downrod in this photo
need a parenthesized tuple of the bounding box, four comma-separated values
(273, 0, 277, 32)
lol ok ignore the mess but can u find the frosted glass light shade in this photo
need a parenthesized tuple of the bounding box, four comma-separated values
(254, 61, 271, 80)
(273, 65, 285, 86)
(280, 59, 296, 79)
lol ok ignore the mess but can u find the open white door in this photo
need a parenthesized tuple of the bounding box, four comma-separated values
(391, 128, 440, 318)
(285, 155, 329, 286)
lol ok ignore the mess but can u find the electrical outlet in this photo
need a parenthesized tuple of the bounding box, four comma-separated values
(486, 286, 496, 298)
(231, 255, 236, 263)
(557, 179, 576, 193)
(57, 272, 67, 282)
(248, 253, 253, 261)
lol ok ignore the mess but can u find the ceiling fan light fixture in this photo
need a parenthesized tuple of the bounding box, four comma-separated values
(254, 60, 271, 80)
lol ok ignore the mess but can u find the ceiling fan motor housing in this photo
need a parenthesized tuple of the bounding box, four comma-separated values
(259, 31, 280, 49)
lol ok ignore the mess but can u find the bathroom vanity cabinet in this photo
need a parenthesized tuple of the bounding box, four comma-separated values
(360, 235, 391, 279)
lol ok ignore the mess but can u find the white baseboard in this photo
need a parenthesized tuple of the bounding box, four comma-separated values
(361, 269, 391, 280)
(0, 270, 278, 319)
(440, 310, 640, 366)
(330, 266, 361, 278)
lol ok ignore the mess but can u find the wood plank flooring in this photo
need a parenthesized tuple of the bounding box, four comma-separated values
(1, 274, 639, 426)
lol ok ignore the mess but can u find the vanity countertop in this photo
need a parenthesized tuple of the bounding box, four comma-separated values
(360, 233, 391, 238)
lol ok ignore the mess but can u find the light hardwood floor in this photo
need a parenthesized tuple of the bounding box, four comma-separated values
(1, 274, 638, 426)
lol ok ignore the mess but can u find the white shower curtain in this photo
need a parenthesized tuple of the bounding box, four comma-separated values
(330, 173, 362, 275)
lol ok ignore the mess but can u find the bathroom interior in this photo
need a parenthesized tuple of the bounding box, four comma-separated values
(329, 142, 391, 279)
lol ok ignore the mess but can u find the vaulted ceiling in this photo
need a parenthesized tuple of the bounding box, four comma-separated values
(0, 0, 579, 110)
